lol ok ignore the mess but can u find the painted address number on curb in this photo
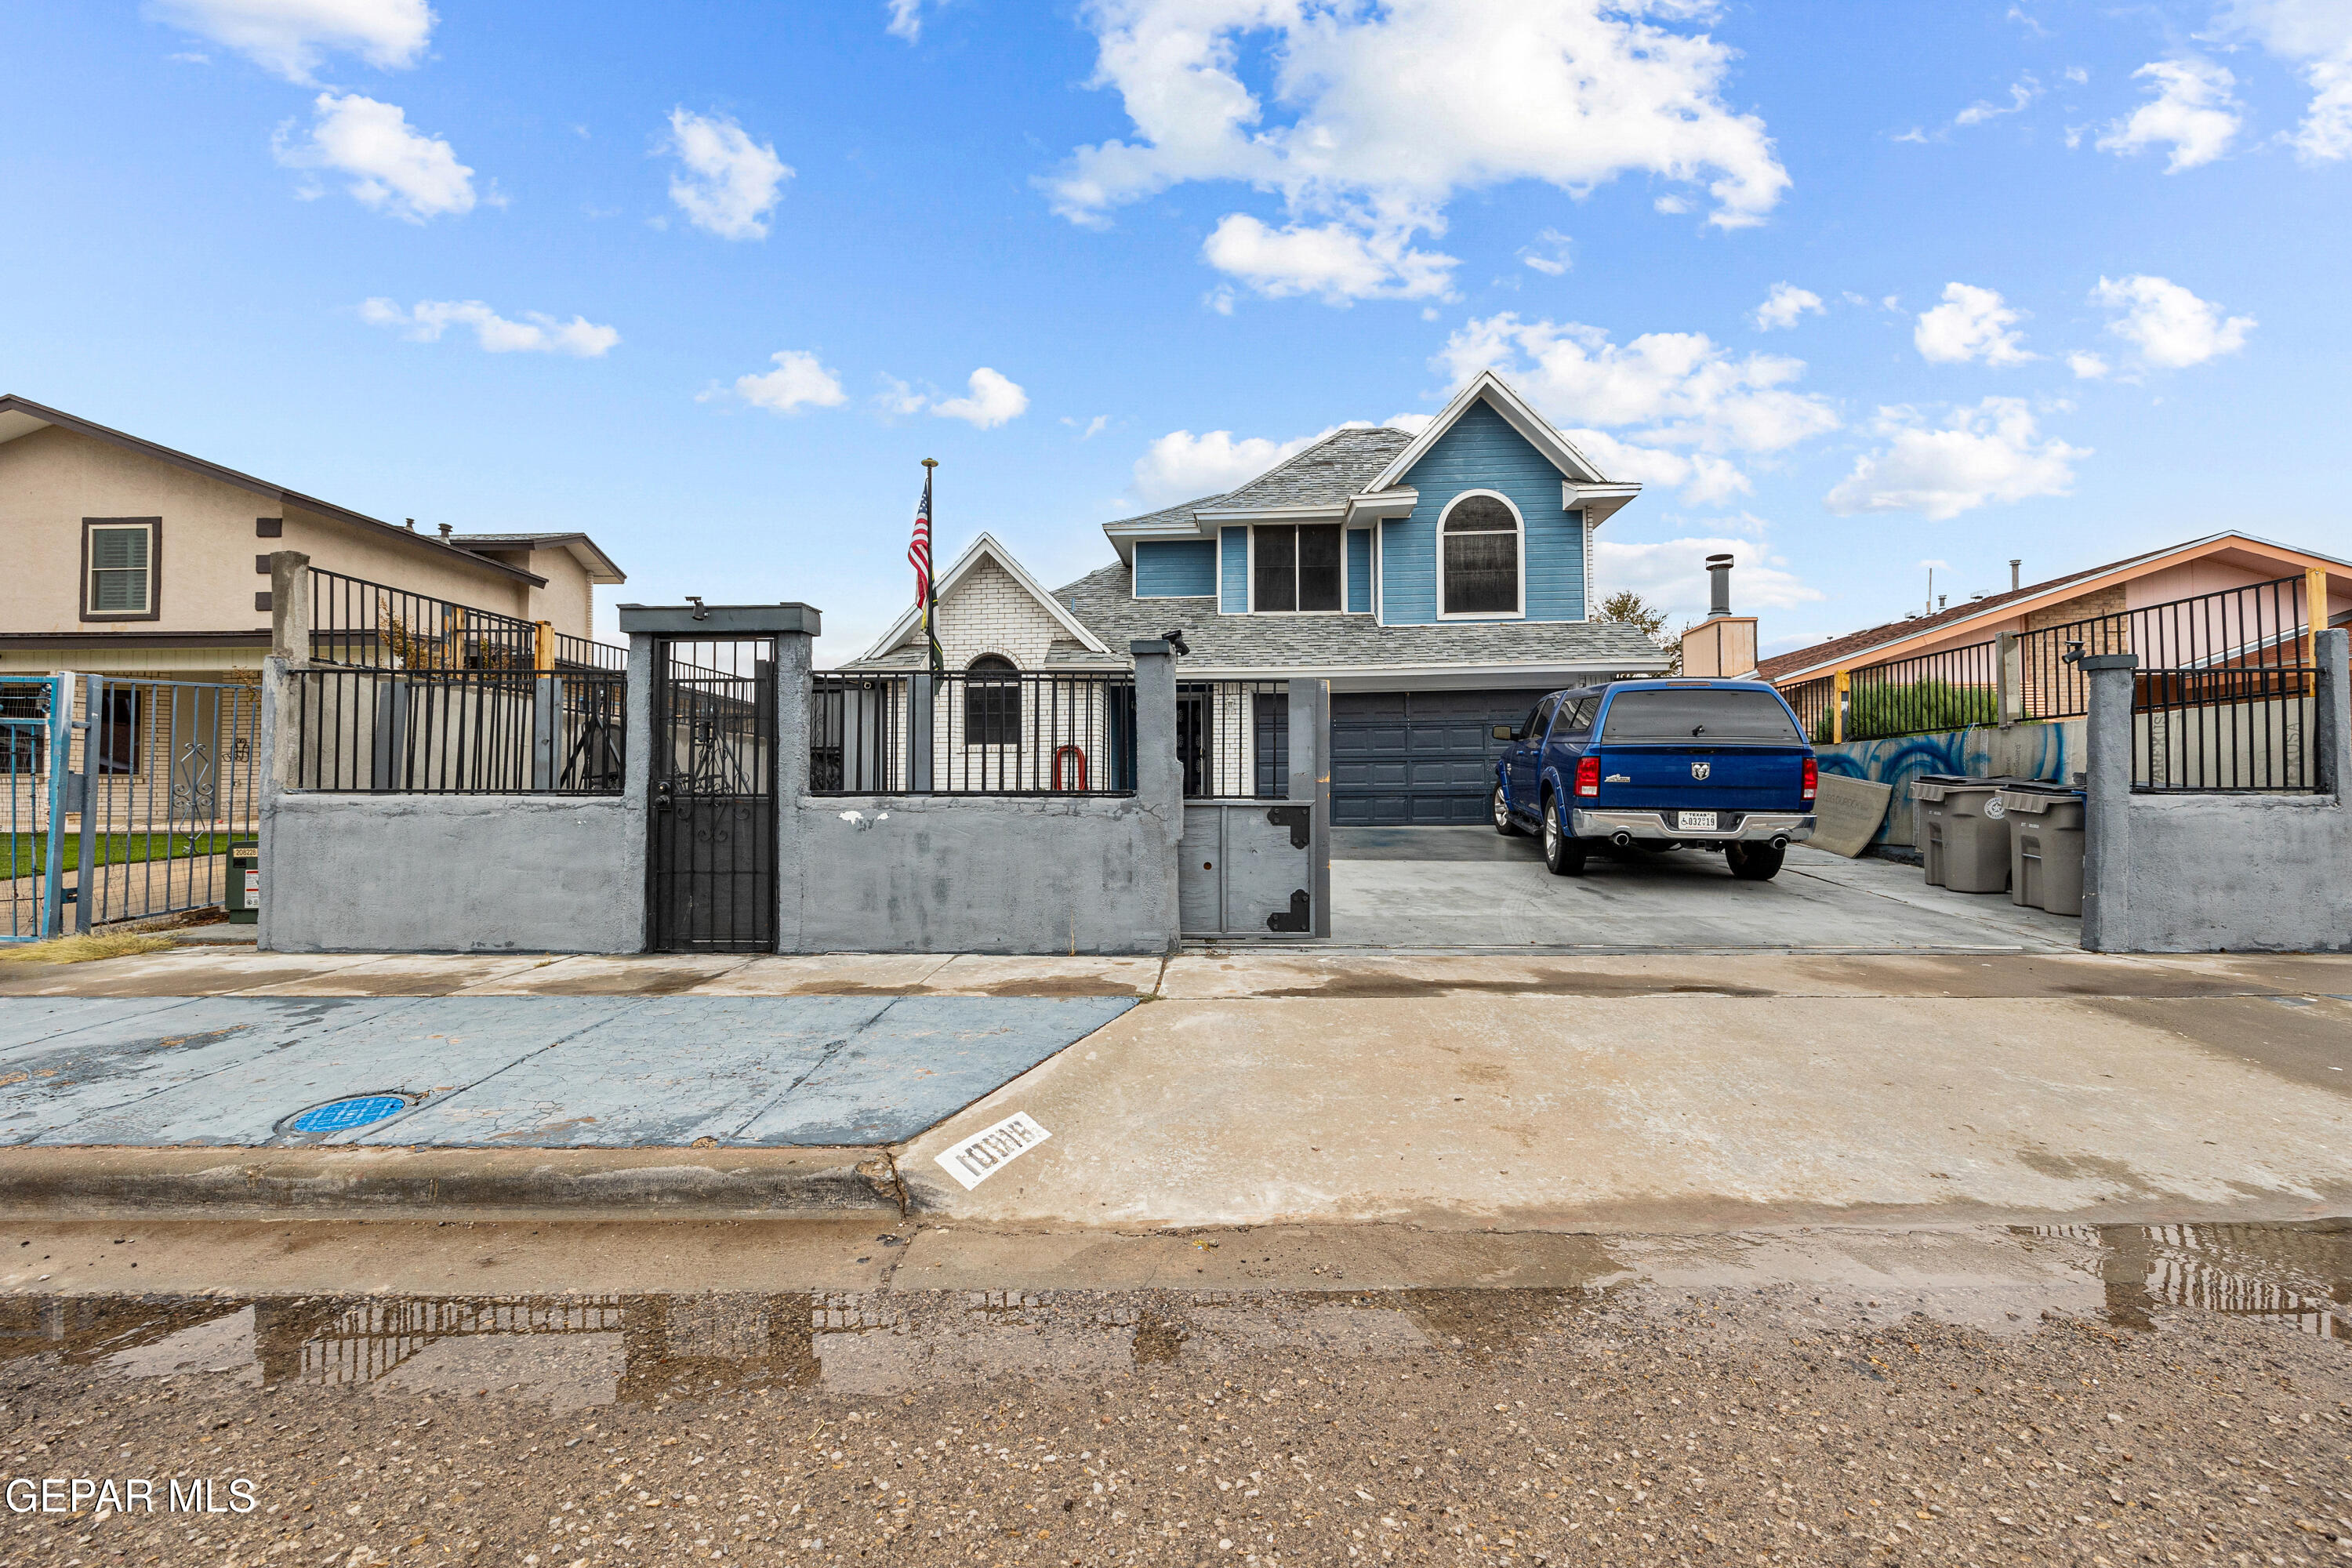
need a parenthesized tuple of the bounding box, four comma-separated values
(935, 1112, 1053, 1191)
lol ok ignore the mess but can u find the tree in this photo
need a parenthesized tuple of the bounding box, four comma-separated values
(1597, 590, 1685, 673)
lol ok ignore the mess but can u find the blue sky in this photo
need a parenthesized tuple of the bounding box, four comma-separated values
(5, 1, 2348, 662)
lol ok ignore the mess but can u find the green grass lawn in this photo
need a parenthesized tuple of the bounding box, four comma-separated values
(1, 832, 245, 878)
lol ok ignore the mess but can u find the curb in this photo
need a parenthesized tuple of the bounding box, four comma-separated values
(0, 1146, 906, 1218)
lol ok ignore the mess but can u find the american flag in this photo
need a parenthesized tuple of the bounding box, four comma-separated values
(911, 463, 942, 675)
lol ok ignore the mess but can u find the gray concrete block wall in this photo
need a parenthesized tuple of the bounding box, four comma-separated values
(2083, 630, 2352, 954)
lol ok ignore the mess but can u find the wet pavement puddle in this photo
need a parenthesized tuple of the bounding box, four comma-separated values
(2, 1220, 2343, 1414)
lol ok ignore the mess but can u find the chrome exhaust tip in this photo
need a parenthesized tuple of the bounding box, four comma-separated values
(1610, 830, 1633, 848)
(1771, 834, 1789, 850)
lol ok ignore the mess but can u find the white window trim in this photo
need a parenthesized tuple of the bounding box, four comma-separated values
(1247, 522, 1350, 616)
(1580, 509, 1593, 622)
(1435, 489, 1526, 622)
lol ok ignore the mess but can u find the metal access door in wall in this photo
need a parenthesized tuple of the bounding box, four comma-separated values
(647, 637, 778, 953)
(1177, 679, 1330, 940)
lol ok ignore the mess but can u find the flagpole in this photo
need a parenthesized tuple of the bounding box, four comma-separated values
(921, 459, 942, 678)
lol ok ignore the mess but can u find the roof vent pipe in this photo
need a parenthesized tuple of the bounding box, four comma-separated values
(437, 522, 452, 539)
(2010, 558, 2021, 591)
(1704, 554, 1734, 619)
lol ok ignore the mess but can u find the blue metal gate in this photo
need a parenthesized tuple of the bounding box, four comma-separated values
(2, 676, 68, 943)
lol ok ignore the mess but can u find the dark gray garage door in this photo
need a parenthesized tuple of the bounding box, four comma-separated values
(1330, 689, 1554, 826)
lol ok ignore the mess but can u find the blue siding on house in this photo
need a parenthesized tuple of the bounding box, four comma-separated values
(1134, 539, 1218, 598)
(1378, 399, 1584, 626)
(1345, 528, 1373, 614)
(1219, 527, 1250, 614)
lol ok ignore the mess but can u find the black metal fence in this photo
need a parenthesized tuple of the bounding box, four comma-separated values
(289, 568, 626, 793)
(809, 670, 1137, 795)
(2015, 576, 2308, 723)
(2133, 664, 2316, 793)
(1178, 680, 1289, 799)
(1842, 641, 1999, 742)
(1782, 675, 1837, 746)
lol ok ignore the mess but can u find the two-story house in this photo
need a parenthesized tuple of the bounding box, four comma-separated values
(844, 371, 1671, 824)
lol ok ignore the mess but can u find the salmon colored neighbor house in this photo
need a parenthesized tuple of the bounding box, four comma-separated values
(1720, 532, 2352, 701)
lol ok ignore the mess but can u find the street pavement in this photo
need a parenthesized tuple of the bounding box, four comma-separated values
(1, 1217, 2347, 1566)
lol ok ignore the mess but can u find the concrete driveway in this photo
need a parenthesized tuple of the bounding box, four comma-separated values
(1330, 826, 2082, 951)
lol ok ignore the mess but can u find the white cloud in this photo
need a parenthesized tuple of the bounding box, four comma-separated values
(2096, 58, 2241, 171)
(1913, 282, 2034, 366)
(1200, 214, 1455, 303)
(1825, 398, 2085, 521)
(1752, 282, 1823, 332)
(2090, 274, 2256, 368)
(1518, 230, 1574, 276)
(931, 368, 1030, 428)
(731, 350, 848, 412)
(1436, 311, 1840, 501)
(274, 93, 475, 222)
(2067, 350, 2111, 379)
(1955, 75, 2042, 126)
(151, 0, 432, 82)
(2219, 0, 2352, 160)
(1596, 535, 1822, 617)
(885, 0, 931, 42)
(360, 298, 619, 357)
(662, 109, 792, 241)
(1132, 428, 1330, 506)
(1047, 0, 1790, 304)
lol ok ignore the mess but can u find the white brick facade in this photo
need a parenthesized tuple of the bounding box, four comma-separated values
(893, 557, 1078, 673)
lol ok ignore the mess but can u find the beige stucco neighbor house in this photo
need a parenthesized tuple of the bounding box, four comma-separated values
(0, 394, 624, 683)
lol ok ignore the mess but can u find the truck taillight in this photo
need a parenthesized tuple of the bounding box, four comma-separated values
(1576, 757, 1601, 797)
(1802, 757, 1818, 802)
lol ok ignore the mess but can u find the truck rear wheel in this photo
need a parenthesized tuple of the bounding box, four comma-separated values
(1543, 797, 1588, 877)
(1726, 840, 1785, 881)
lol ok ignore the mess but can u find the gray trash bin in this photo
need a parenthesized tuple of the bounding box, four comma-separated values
(1998, 785, 2086, 916)
(1912, 775, 2027, 893)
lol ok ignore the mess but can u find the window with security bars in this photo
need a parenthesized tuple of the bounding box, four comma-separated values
(1441, 496, 1519, 615)
(85, 520, 158, 619)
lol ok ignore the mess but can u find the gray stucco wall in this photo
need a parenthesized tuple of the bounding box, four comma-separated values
(2083, 630, 2351, 954)
(261, 793, 644, 953)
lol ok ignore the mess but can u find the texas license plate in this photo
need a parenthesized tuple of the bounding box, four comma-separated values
(1675, 811, 1720, 832)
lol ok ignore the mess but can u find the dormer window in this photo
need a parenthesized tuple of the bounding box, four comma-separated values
(1253, 524, 1341, 612)
(1439, 494, 1521, 617)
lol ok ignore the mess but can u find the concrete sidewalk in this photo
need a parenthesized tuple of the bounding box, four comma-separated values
(2, 943, 2348, 1231)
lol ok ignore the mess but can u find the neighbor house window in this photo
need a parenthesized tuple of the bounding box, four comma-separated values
(1440, 495, 1519, 616)
(964, 655, 1021, 746)
(94, 686, 141, 775)
(82, 519, 161, 621)
(1252, 524, 1342, 612)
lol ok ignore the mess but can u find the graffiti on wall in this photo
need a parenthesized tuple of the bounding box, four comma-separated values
(1815, 720, 2082, 847)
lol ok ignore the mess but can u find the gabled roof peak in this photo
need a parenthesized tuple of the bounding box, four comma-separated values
(855, 530, 1110, 663)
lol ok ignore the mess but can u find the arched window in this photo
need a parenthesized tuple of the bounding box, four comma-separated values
(1440, 493, 1522, 617)
(964, 654, 1021, 746)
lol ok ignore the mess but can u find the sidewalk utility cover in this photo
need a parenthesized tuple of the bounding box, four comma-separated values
(0, 995, 1132, 1149)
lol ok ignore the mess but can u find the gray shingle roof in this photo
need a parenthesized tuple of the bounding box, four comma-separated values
(1208, 427, 1414, 513)
(1052, 564, 1670, 673)
(1102, 495, 1223, 532)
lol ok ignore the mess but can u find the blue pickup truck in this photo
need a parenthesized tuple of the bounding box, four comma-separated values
(1489, 678, 1818, 880)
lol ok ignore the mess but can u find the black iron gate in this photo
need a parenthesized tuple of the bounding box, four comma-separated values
(647, 638, 777, 953)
